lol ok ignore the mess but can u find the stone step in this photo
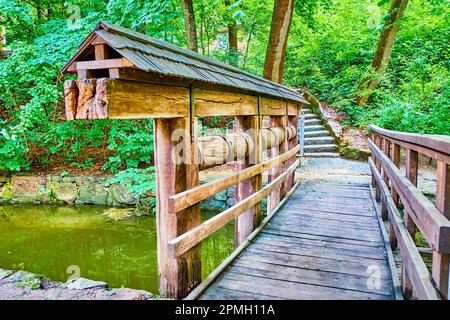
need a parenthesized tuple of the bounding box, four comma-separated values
(303, 130, 330, 138)
(304, 125, 325, 132)
(303, 152, 340, 158)
(305, 119, 322, 126)
(304, 113, 317, 119)
(301, 108, 312, 114)
(303, 144, 338, 153)
(304, 137, 336, 145)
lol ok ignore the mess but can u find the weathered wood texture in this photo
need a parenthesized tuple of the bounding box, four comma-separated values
(154, 117, 201, 299)
(199, 181, 397, 300)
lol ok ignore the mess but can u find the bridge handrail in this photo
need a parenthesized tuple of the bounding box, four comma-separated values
(369, 125, 450, 300)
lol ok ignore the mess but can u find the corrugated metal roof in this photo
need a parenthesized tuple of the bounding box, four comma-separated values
(62, 21, 308, 104)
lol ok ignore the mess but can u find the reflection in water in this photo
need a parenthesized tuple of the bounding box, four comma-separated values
(0, 204, 234, 294)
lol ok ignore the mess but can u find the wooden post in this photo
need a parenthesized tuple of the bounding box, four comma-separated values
(154, 117, 201, 299)
(390, 142, 401, 250)
(234, 115, 262, 247)
(432, 161, 450, 299)
(402, 148, 418, 299)
(267, 115, 285, 212)
(374, 134, 382, 202)
(381, 138, 391, 221)
(285, 114, 298, 192)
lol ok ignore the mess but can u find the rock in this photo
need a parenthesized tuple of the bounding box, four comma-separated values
(102, 208, 136, 220)
(0, 269, 13, 281)
(227, 187, 235, 198)
(101, 288, 153, 300)
(7, 271, 43, 290)
(339, 137, 350, 147)
(201, 199, 227, 210)
(78, 184, 110, 205)
(0, 182, 13, 202)
(10, 176, 47, 203)
(340, 146, 371, 161)
(65, 278, 107, 290)
(421, 171, 435, 181)
(48, 178, 78, 204)
(226, 197, 236, 207)
(110, 184, 136, 205)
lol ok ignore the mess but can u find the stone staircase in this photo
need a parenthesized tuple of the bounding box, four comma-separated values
(301, 108, 339, 158)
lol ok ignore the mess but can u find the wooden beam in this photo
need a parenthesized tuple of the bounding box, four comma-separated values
(168, 160, 299, 258)
(195, 89, 258, 116)
(169, 145, 300, 213)
(285, 115, 298, 192)
(260, 97, 286, 116)
(154, 117, 201, 299)
(94, 44, 109, 60)
(287, 102, 298, 116)
(267, 116, 284, 211)
(76, 58, 135, 70)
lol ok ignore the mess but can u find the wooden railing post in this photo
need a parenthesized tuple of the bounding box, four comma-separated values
(374, 134, 382, 202)
(234, 115, 262, 247)
(402, 148, 418, 298)
(267, 115, 286, 212)
(286, 113, 298, 192)
(390, 142, 401, 250)
(381, 138, 391, 221)
(432, 161, 450, 299)
(154, 116, 201, 299)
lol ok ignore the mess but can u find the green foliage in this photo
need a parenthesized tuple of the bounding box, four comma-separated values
(105, 167, 156, 198)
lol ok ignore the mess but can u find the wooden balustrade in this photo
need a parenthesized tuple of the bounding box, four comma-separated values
(369, 124, 450, 300)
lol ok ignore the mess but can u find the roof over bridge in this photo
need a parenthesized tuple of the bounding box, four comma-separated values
(62, 21, 307, 104)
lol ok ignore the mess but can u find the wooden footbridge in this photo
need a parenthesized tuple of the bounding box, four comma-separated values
(62, 21, 450, 300)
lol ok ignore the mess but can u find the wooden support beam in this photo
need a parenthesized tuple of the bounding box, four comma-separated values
(374, 134, 382, 202)
(94, 44, 109, 60)
(76, 58, 135, 70)
(390, 142, 401, 250)
(285, 115, 298, 192)
(154, 117, 201, 299)
(267, 116, 284, 212)
(381, 138, 391, 221)
(432, 161, 450, 299)
(234, 115, 262, 247)
(195, 89, 258, 116)
(260, 98, 286, 116)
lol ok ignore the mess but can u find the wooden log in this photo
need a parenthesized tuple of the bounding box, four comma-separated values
(168, 160, 299, 258)
(154, 117, 201, 299)
(369, 158, 440, 300)
(234, 115, 262, 247)
(432, 161, 450, 299)
(76, 78, 96, 119)
(369, 140, 450, 254)
(64, 80, 78, 120)
(168, 145, 300, 213)
(76, 58, 135, 70)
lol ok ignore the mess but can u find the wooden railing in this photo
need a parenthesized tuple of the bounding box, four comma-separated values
(369, 125, 450, 300)
(155, 111, 301, 299)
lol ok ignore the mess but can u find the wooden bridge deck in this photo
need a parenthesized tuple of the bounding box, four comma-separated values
(200, 181, 399, 300)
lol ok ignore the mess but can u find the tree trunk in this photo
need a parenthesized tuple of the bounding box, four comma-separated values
(225, 0, 238, 66)
(263, 0, 295, 83)
(181, 0, 198, 52)
(356, 0, 409, 106)
(0, 25, 5, 53)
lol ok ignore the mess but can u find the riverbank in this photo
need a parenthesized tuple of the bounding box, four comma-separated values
(0, 268, 155, 300)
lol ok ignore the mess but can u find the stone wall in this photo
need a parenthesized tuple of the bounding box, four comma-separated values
(0, 175, 238, 211)
(0, 175, 141, 206)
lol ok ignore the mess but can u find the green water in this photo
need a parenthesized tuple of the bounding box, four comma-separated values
(0, 204, 234, 295)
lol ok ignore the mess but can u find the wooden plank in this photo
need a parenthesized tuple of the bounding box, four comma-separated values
(369, 140, 450, 254)
(287, 101, 298, 116)
(76, 58, 135, 70)
(381, 138, 391, 220)
(230, 262, 393, 296)
(154, 117, 201, 299)
(94, 44, 109, 60)
(168, 160, 299, 258)
(285, 115, 298, 192)
(200, 286, 281, 300)
(369, 158, 440, 299)
(272, 215, 380, 232)
(260, 97, 286, 116)
(168, 145, 299, 213)
(195, 89, 258, 116)
(284, 203, 375, 217)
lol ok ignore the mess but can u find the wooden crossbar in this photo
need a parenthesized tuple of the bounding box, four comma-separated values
(369, 140, 450, 253)
(168, 144, 300, 214)
(369, 158, 441, 300)
(168, 159, 299, 259)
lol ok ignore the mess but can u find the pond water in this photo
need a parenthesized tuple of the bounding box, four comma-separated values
(0, 204, 235, 295)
